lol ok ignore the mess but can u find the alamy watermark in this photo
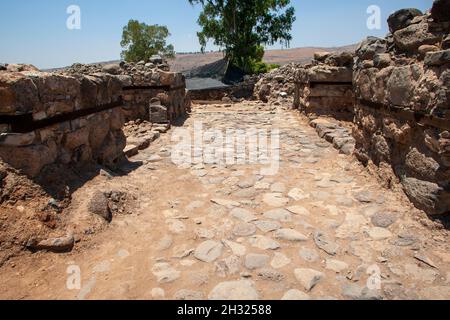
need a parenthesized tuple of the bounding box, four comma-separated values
(367, 5, 381, 30)
(366, 264, 382, 291)
(171, 121, 280, 176)
(66, 264, 81, 290)
(66, 5, 81, 30)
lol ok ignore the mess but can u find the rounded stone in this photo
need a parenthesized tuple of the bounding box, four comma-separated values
(208, 280, 259, 300)
(233, 223, 257, 237)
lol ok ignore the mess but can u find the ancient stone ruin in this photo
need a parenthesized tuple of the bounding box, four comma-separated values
(293, 52, 354, 121)
(254, 63, 300, 104)
(1, 0, 450, 301)
(353, 7, 450, 215)
(0, 59, 190, 178)
(254, 3, 450, 216)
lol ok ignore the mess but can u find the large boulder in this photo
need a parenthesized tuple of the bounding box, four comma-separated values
(443, 35, 450, 50)
(393, 23, 442, 52)
(88, 191, 112, 222)
(424, 49, 450, 66)
(388, 8, 423, 33)
(150, 55, 164, 64)
(313, 52, 332, 63)
(325, 52, 354, 68)
(402, 177, 450, 215)
(102, 63, 122, 75)
(6, 64, 39, 73)
(356, 37, 387, 60)
(431, 0, 450, 22)
(387, 66, 414, 106)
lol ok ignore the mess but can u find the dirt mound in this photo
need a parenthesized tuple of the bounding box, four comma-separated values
(0, 160, 67, 266)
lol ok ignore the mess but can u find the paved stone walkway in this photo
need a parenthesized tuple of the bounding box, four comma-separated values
(0, 102, 449, 300)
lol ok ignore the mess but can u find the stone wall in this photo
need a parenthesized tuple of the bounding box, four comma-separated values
(0, 70, 127, 177)
(352, 4, 450, 215)
(293, 52, 355, 121)
(254, 63, 300, 104)
(60, 61, 191, 123)
(0, 60, 190, 178)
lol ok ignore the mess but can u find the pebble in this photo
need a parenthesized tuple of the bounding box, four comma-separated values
(271, 252, 292, 269)
(286, 206, 311, 216)
(288, 188, 309, 201)
(151, 288, 166, 299)
(174, 290, 204, 300)
(233, 223, 257, 237)
(270, 182, 286, 193)
(403, 264, 439, 283)
(341, 283, 382, 300)
(238, 178, 255, 189)
(195, 228, 215, 239)
(248, 235, 281, 250)
(166, 219, 186, 234)
(299, 247, 320, 263)
(314, 231, 339, 256)
(194, 240, 224, 263)
(263, 208, 292, 222)
(371, 212, 398, 228)
(274, 229, 308, 241)
(414, 252, 438, 269)
(208, 280, 259, 300)
(294, 268, 324, 292)
(117, 249, 130, 258)
(255, 181, 271, 190)
(148, 155, 162, 163)
(152, 263, 181, 284)
(354, 191, 375, 203)
(257, 268, 285, 282)
(366, 227, 393, 240)
(263, 193, 290, 207)
(325, 259, 349, 273)
(172, 245, 195, 259)
(245, 253, 270, 270)
(281, 289, 311, 300)
(158, 235, 173, 251)
(215, 256, 241, 277)
(231, 208, 258, 223)
(254, 220, 281, 233)
(211, 198, 241, 209)
(223, 240, 247, 256)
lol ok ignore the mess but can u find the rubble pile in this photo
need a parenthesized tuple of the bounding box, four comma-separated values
(253, 63, 301, 104)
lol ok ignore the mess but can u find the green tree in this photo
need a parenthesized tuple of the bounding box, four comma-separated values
(188, 0, 296, 74)
(120, 20, 175, 63)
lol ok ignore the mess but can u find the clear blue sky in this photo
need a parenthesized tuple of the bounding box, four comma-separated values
(0, 0, 433, 69)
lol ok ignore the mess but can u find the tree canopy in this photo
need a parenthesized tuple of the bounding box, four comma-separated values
(120, 20, 175, 63)
(188, 0, 296, 73)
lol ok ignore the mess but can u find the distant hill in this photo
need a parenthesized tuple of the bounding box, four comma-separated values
(45, 44, 357, 74)
(168, 44, 358, 74)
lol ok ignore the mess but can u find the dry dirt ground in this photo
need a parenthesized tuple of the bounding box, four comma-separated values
(0, 101, 449, 300)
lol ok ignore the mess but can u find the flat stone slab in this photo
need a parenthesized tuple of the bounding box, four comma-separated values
(274, 229, 308, 241)
(194, 240, 224, 263)
(248, 235, 281, 250)
(294, 268, 325, 292)
(208, 280, 259, 300)
(263, 208, 292, 222)
(230, 208, 258, 223)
